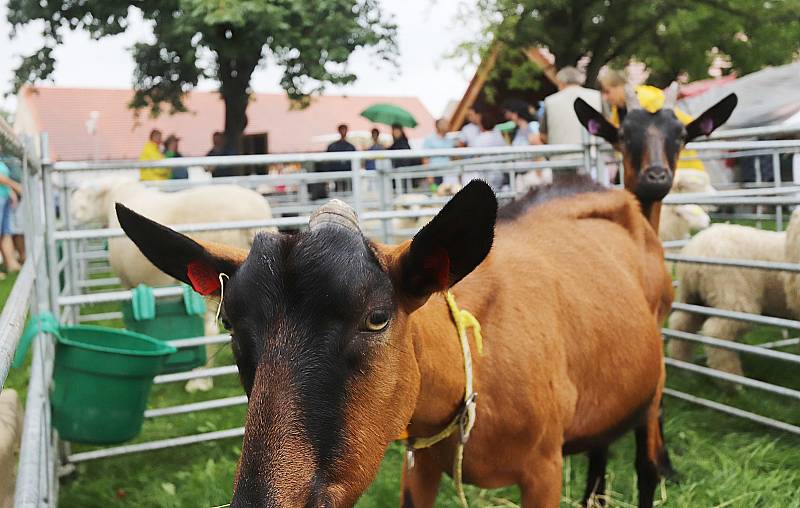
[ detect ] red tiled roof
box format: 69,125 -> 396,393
679,74 -> 737,99
18,86 -> 435,161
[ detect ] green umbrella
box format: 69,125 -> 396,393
360,103 -> 418,128
494,120 -> 517,133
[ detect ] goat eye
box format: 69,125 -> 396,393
221,318 -> 232,331
364,310 -> 391,332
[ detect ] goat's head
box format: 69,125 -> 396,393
574,84 -> 737,204
115,182 -> 497,507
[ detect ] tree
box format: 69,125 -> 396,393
8,0 -> 397,154
469,0 -> 800,88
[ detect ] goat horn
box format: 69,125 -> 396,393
624,84 -> 641,111
309,199 -> 361,233
663,81 -> 679,110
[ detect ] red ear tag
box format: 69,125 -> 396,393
187,260 -> 221,295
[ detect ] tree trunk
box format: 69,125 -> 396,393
219,55 -> 260,156
584,59 -> 605,90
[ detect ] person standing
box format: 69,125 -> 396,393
463,114 -> 506,189
457,108 -> 482,147
311,124 -> 356,199
365,128 -> 384,171
598,68 -> 705,173
325,123 -> 357,180
0,160 -> 23,276
422,118 -> 457,186
502,99 -> 541,146
540,67 -> 601,146
389,124 -> 415,167
8,172 -> 25,267
504,99 -> 551,188
538,67 -> 601,182
325,124 -> 357,170
207,131 -> 226,158
164,134 -> 188,179
390,123 -> 425,170
139,129 -> 170,181
206,131 -> 239,177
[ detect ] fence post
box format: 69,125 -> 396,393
754,156 -> 763,228
15,134 -> 58,508
297,164 -> 309,205
773,151 -> 783,231
42,167 -> 60,316
580,129 -> 597,182
61,174 -> 78,324
377,166 -> 390,243
350,157 -> 363,220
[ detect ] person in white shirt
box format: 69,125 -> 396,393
463,112 -> 506,189
539,67 -> 601,146
457,108 -> 482,147
540,66 -> 605,183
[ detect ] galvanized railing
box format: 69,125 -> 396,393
1,117 -> 59,507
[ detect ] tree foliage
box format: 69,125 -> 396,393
471,0 -> 800,88
8,0 -> 397,152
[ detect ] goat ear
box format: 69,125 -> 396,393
574,98 -> 619,144
685,93 -> 737,141
115,203 -> 248,295
396,180 -> 496,305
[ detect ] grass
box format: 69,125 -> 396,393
2,247 -> 800,507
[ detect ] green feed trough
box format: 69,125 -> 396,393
51,325 -> 176,444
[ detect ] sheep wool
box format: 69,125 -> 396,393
668,210 -> 799,376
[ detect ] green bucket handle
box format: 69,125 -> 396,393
130,284 -> 205,321
130,284 -> 156,321
182,285 -> 206,316
13,312 -> 62,368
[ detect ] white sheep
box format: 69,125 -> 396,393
667,207 -> 800,376
660,204 -> 711,243
71,178 -> 275,391
659,169 -> 714,245
72,179 -> 274,285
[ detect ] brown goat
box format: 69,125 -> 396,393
117,179 -> 671,507
572,88 -> 738,503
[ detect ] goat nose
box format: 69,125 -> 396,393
644,166 -> 669,184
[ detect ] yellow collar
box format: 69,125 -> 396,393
399,291 -> 483,507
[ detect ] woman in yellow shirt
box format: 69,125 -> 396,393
139,129 -> 171,181
598,69 -> 705,172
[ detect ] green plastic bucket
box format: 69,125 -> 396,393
51,325 -> 176,444
121,284 -> 208,374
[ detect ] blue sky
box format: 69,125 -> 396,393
0,0 -> 479,117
